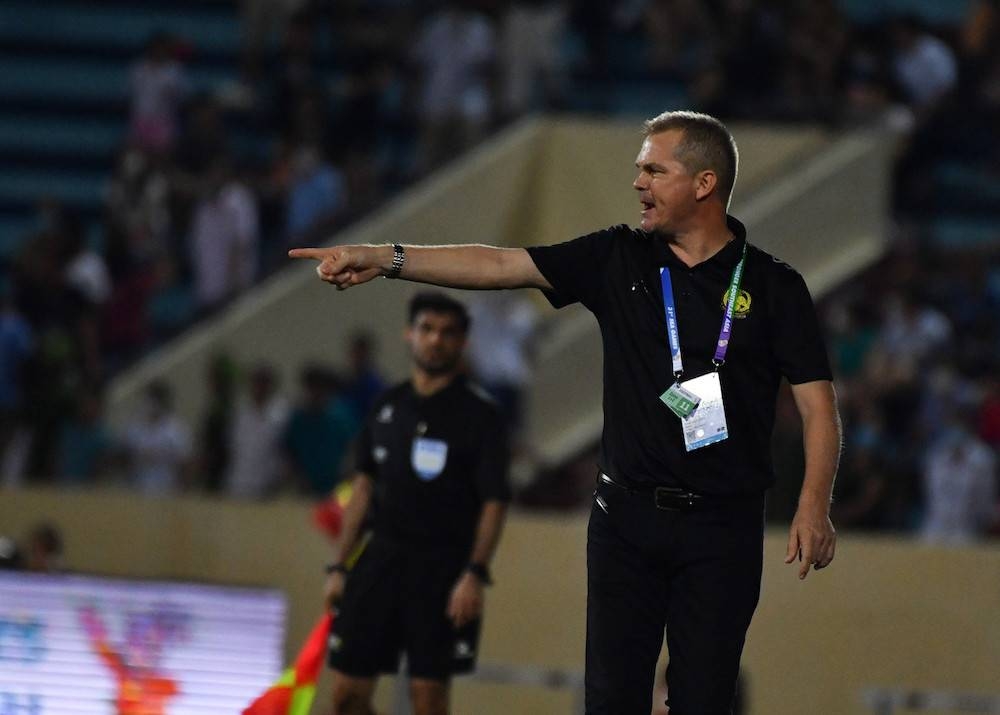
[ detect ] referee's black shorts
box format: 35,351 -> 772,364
328,535 -> 481,681
586,477 -> 765,715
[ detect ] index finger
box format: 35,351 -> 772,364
288,247 -> 329,260
799,544 -> 815,580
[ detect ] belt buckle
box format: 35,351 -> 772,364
654,487 -> 696,511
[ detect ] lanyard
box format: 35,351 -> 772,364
659,241 -> 747,378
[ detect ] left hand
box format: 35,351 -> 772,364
446,572 -> 484,628
784,500 -> 836,580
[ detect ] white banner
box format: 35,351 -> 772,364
0,571 -> 286,714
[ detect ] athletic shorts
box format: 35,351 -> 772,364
328,535 -> 482,680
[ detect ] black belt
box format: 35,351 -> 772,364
598,472 -> 727,512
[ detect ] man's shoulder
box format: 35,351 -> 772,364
456,381 -> 506,422
364,382 -> 411,421
747,243 -> 807,286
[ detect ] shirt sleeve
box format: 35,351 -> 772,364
525,227 -> 618,311
770,269 -> 833,384
352,417 -> 377,478
473,406 -> 512,503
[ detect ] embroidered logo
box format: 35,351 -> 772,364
721,288 -> 752,318
377,404 -> 394,423
411,438 -> 448,480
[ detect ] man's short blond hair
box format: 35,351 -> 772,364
643,111 -> 739,207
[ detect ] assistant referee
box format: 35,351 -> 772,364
293,110 -> 841,715
324,292 -> 510,715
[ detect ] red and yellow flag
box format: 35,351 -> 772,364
244,613 -> 332,715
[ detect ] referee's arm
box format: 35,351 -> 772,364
786,380 -> 842,580
447,500 -> 508,628
324,473 -> 373,609
333,473 -> 373,566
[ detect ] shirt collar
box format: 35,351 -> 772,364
649,215 -> 748,269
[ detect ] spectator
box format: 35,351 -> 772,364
56,391 -> 112,486
643,0 -> 718,80
104,147 -> 172,260
122,381 -> 192,496
868,291 -> 952,386
920,410 -> 998,544
0,289 -> 34,476
283,145 -> 348,246
226,364 -> 289,499
197,354 -> 237,492
411,1 -> 497,173
282,366 -> 357,497
63,213 -> 112,308
889,15 -> 959,110
342,332 -> 386,421
188,158 -> 259,312
498,0 -> 567,118
128,32 -> 190,153
0,534 -> 21,570
23,522 -> 64,573
238,0 -> 309,90
467,291 -> 539,431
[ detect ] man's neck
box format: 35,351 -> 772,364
411,369 -> 459,397
664,215 -> 734,268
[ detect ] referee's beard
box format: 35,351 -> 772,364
413,352 -> 462,378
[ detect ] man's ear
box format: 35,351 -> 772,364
694,170 -> 718,201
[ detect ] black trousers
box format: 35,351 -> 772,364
585,479 -> 765,715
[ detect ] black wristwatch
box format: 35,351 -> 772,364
466,562 -> 493,586
325,562 -> 349,575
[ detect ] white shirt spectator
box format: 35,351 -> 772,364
413,9 -> 496,122
893,33 -> 958,107
468,292 -> 538,388
878,296 -> 952,364
190,181 -> 259,309
921,429 -> 998,544
67,250 -> 112,305
125,414 -> 192,496
129,57 -> 189,150
226,395 -> 289,499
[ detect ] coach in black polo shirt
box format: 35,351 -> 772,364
292,110 -> 842,715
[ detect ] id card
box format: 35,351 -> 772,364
659,381 -> 701,418
679,372 -> 729,451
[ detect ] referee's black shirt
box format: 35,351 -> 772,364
355,376 -> 511,551
527,216 -> 832,496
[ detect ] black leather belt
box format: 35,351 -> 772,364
598,472 -> 714,512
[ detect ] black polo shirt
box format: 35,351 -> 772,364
527,216 -> 832,496
354,376 -> 511,551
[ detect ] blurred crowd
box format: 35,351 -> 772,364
1,0 -> 999,542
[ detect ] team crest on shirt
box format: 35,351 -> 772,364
721,288 -> 752,318
411,438 -> 448,480
377,404 -> 394,423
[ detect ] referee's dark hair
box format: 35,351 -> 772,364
408,292 -> 471,334
643,110 -> 739,208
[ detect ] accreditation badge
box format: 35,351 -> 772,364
678,372 -> 729,451
411,438 -> 449,480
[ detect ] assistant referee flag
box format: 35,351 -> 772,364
244,613 -> 332,715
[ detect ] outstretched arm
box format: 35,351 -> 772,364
288,244 -> 551,291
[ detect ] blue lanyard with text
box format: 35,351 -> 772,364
658,242 -> 748,379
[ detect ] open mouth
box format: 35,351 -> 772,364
640,200 -> 654,212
